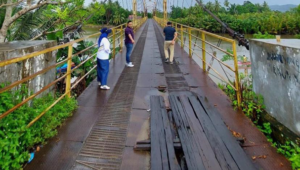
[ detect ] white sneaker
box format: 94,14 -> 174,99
98,82 -> 101,86
100,85 -> 110,90
126,62 -> 134,67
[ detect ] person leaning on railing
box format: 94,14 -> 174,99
97,28 -> 112,90
163,21 -> 177,65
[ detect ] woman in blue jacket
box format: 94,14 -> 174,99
97,28 -> 112,90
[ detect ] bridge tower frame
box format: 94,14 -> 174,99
133,0 -> 137,26
163,0 -> 167,25
143,0 -> 147,18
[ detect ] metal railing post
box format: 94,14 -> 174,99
120,25 -> 124,52
188,27 -> 192,57
175,23 -> 178,42
180,25 -> 183,48
112,28 -> 116,58
65,45 -> 73,97
201,32 -> 206,71
232,41 -> 241,107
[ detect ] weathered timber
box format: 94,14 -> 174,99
134,143 -> 182,151
194,94 -> 256,170
150,96 -> 163,170
188,96 -> 239,170
169,95 -> 205,170
150,96 -> 181,170
179,95 -> 222,170
159,97 -> 181,170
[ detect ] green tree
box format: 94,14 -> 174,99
262,1 -> 270,11
170,6 -> 187,19
86,2 -> 106,25
296,4 -> 300,14
0,0 -> 72,42
229,3 -> 238,14
111,12 -> 125,25
206,2 -> 214,12
214,0 -> 221,12
170,4 -> 300,35
224,0 -> 230,8
0,0 -> 88,42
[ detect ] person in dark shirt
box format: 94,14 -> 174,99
124,21 -> 135,67
163,22 -> 177,64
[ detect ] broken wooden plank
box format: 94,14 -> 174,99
155,97 -> 170,170
178,95 -> 222,170
188,95 -> 239,170
169,95 -> 205,170
134,143 -> 182,151
136,139 -> 180,145
168,111 -> 178,140
150,96 -> 180,170
159,97 -> 181,170
195,94 -> 256,170
159,123 -> 170,170
150,96 -> 163,170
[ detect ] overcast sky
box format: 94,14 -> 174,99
84,0 -> 299,11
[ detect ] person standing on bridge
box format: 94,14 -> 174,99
163,22 -> 177,64
124,21 -> 135,67
97,28 -> 112,90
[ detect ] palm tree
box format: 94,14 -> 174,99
7,6 -> 46,41
206,2 -> 214,12
112,13 -> 125,25
262,1 -> 270,11
224,0 -> 230,10
214,0 -> 221,12
229,3 -> 238,15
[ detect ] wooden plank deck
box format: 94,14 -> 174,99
25,19 -> 292,170
147,92 -> 256,170
150,96 -> 181,170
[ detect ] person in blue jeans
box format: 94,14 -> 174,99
97,28 -> 112,90
124,21 -> 134,67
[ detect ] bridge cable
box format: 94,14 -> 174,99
194,0 -> 249,50
181,0 -> 187,46
195,1 -> 231,80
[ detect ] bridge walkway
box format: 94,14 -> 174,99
24,19 -> 291,170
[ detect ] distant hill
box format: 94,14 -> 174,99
269,4 -> 297,12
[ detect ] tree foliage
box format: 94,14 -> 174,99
0,0 -> 90,42
170,1 -> 300,35
0,0 -> 132,42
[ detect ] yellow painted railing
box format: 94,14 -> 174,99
0,17 -> 147,127
154,16 -> 241,106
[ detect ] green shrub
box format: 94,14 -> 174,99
218,75 -> 300,170
0,84 -> 77,170
253,31 -> 275,39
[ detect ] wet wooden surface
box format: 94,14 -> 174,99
150,96 -> 180,170
26,19 -> 292,170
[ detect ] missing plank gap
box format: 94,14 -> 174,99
157,85 -> 167,93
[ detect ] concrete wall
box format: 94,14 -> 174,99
0,40 -> 57,97
250,39 -> 300,136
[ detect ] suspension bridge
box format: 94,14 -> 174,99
0,0 -> 294,170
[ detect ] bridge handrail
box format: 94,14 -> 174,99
154,16 -> 241,106
0,17 -> 148,127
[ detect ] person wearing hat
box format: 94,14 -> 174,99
97,28 -> 112,90
163,21 -> 177,64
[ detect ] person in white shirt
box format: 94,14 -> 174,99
97,28 -> 112,90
